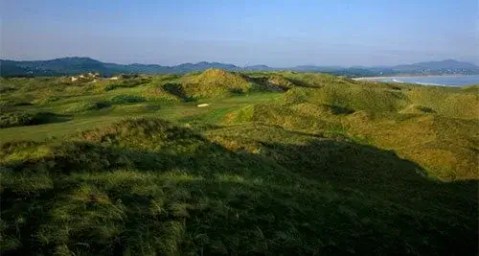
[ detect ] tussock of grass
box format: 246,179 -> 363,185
399,104 -> 436,114
62,100 -> 112,113
103,76 -> 151,91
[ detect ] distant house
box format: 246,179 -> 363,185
109,76 -> 119,80
87,72 -> 100,78
71,72 -> 100,82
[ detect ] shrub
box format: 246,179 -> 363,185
0,112 -> 64,128
110,95 -> 146,104
0,112 -> 35,128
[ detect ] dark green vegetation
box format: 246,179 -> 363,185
2,57 -> 479,77
0,112 -> 70,128
1,70 -> 478,255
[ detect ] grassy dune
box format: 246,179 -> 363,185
0,71 -> 478,255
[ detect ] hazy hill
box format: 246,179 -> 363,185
243,64 -> 276,71
391,59 -> 479,72
291,60 -> 479,76
1,57 -> 478,77
0,57 -> 244,77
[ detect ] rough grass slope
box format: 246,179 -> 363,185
1,118 -> 477,255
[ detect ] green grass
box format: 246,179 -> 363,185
0,91 -> 280,142
1,71 -> 478,255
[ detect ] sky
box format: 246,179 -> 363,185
1,0 -> 478,67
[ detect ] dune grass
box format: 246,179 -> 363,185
1,71 -> 478,255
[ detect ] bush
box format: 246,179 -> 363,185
110,95 -> 146,104
0,112 -> 34,128
93,101 -> 111,109
0,112 -> 64,128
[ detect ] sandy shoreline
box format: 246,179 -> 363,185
353,76 -> 393,80
353,74 -> 471,81
352,74 -> 479,87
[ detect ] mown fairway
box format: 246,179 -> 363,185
1,70 -> 478,255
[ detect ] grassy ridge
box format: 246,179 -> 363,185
0,71 -> 478,255
223,74 -> 478,180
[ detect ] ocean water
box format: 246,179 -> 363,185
358,75 -> 479,87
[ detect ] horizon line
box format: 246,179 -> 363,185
1,56 -> 478,69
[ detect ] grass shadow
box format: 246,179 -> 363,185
1,118 -> 477,255
162,83 -> 196,102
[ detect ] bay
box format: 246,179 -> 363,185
355,75 -> 479,87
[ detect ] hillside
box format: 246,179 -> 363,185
2,57 -> 478,77
0,58 -> 243,77
177,69 -> 253,98
392,59 -> 479,72
0,71 -> 478,255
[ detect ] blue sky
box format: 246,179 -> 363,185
1,0 -> 478,66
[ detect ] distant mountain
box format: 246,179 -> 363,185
0,57 -> 110,76
174,62 -> 242,73
391,59 -> 479,73
1,57 -> 478,77
0,57 -> 244,77
291,65 -> 343,72
290,60 -> 479,77
243,65 -> 276,71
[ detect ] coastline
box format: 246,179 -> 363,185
353,74 -> 479,87
353,74 -> 471,81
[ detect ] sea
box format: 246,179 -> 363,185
355,75 -> 479,87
